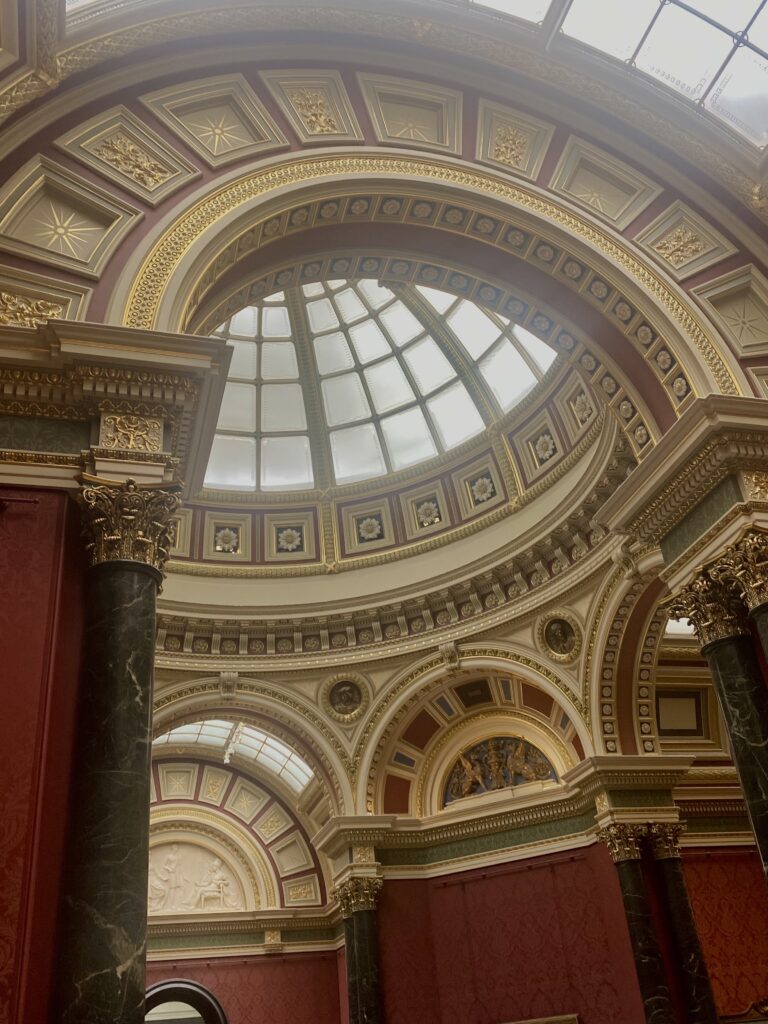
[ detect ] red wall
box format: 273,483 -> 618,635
684,847 -> 768,1016
0,487 -> 85,1024
147,952 -> 341,1024
378,843 -> 645,1024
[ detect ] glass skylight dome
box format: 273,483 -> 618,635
204,279 -> 557,492
153,719 -> 313,792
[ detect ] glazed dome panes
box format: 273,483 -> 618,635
206,291 -> 314,492
561,0 -> 768,147
153,719 -> 313,792
207,278 -> 558,490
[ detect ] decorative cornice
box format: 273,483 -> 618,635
331,876 -> 382,918
596,822 -> 646,863
78,477 -> 181,573
648,822 -> 685,860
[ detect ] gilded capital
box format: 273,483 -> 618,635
665,570 -> 749,650
710,529 -> 768,613
332,876 -> 383,918
77,477 -> 181,573
597,823 -> 646,863
647,822 -> 685,860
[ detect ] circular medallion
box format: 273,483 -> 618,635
321,673 -> 370,723
537,611 -> 582,664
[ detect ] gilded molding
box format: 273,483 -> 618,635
665,569 -> 750,649
331,876 -> 382,917
99,413 -> 163,453
647,822 -> 685,860
78,477 -> 181,573
709,528 -> 768,612
596,822 -> 646,863
121,153 -> 738,397
0,290 -> 63,327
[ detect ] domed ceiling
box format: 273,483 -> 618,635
205,278 -> 557,492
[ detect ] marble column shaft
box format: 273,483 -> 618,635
348,908 -> 382,1024
703,634 -> 768,874
750,602 -> 768,668
56,560 -> 160,1024
614,858 -> 677,1024
653,854 -> 718,1024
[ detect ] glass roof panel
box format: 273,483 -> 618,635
334,287 -> 368,322
227,340 -> 258,381
514,325 -> 558,372
685,0 -> 758,29
307,297 -> 339,332
205,435 -> 257,490
261,306 -> 291,337
705,45 -> 768,146
260,341 -> 299,380
349,319 -> 391,363
381,406 -> 438,468
562,0 -> 658,60
330,422 -> 387,482
635,5 -> 734,102
218,382 -> 256,433
314,332 -> 355,375
260,435 -> 314,490
427,382 -> 485,448
480,341 -> 537,410
302,283 -> 325,298
751,5 -> 768,48
379,301 -> 424,345
364,358 -> 416,413
322,373 -> 371,425
358,279 -> 395,308
447,301 -> 501,358
228,306 -> 259,338
261,383 -> 307,431
417,285 -> 456,314
403,336 -> 457,394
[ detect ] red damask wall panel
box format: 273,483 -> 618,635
0,488 -> 85,1024
684,848 -> 768,1016
379,844 -> 645,1024
147,952 -> 341,1024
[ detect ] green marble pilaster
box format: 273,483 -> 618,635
334,877 -> 383,1024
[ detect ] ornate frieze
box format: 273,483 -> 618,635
597,822 -> 646,863
0,290 -> 63,327
665,570 -> 750,649
99,413 -> 163,453
331,876 -> 383,918
78,477 -> 181,572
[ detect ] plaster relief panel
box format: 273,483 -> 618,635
148,840 -> 244,913
260,70 -> 363,144
56,106 -> 200,206
141,75 -> 288,167
225,778 -> 268,822
0,157 -> 138,278
254,803 -> 292,843
357,73 -> 462,154
272,831 -> 313,875
549,138 -> 662,229
282,875 -> 320,906
0,264 -> 90,326
476,99 -> 554,180
198,765 -> 230,805
635,200 -> 737,280
158,763 -> 198,800
693,264 -> 768,357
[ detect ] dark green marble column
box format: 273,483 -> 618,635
668,569 -> 768,877
334,877 -> 383,1024
599,824 -> 676,1024
55,479 -> 179,1024
648,824 -> 718,1024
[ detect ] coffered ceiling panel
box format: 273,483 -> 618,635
356,72 -> 462,154
259,69 -> 363,145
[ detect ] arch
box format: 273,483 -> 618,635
153,677 -> 354,814
354,642 -> 594,812
145,979 -> 228,1024
111,150 -> 744,402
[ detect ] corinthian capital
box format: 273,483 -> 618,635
665,569 -> 749,650
710,529 -> 768,613
597,823 -> 646,863
647,822 -> 685,860
78,477 -> 180,573
331,876 -> 383,918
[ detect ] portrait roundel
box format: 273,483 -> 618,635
322,673 -> 370,722
538,612 -> 581,663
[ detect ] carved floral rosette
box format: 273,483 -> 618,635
78,477 -> 181,573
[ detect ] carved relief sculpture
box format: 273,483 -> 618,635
444,736 -> 557,805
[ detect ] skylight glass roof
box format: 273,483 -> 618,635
205,279 -> 556,492
64,0 -> 768,148
153,719 -> 313,792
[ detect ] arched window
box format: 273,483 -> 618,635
145,980 -> 228,1024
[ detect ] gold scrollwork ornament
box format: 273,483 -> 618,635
100,413 -> 163,453
78,477 -> 181,573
